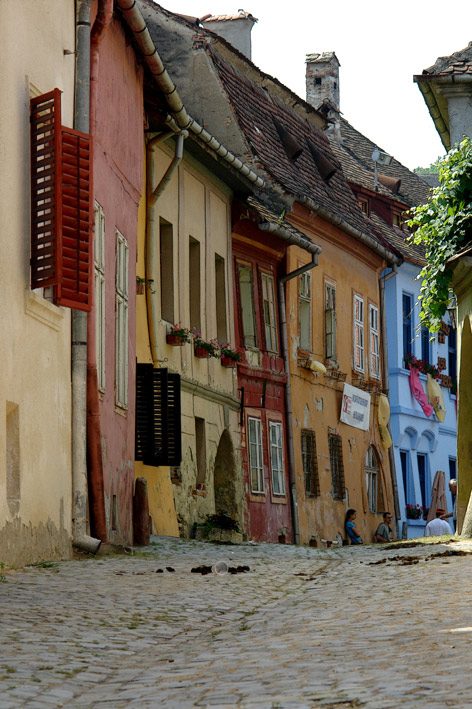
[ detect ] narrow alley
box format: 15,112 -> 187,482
1,536 -> 471,708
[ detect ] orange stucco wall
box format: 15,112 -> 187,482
286,204 -> 395,545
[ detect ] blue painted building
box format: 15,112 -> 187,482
385,260 -> 457,538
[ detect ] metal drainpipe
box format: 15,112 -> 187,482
145,132 -> 187,366
379,265 -> 401,525
278,253 -> 319,545
72,0 -> 101,554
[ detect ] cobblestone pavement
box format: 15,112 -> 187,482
2,535 -> 472,708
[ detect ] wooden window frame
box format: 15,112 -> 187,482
94,202 -> 106,392
369,303 -> 380,380
299,270 -> 312,352
268,420 -> 285,496
302,429 -> 320,497
236,259 -> 258,349
329,433 -> 345,500
325,280 -> 337,363
115,230 -> 129,410
353,294 -> 365,373
248,415 -> 264,494
261,270 -> 278,354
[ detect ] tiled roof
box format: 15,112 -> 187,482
246,196 -> 319,249
209,49 -> 382,244
368,212 -> 425,266
422,42 -> 472,77
337,117 -> 432,207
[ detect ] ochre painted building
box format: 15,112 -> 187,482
286,204 -> 395,545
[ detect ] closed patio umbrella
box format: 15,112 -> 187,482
426,470 -> 447,523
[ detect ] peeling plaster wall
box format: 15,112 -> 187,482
0,1 -> 75,566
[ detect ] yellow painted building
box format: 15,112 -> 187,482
135,139 -> 245,537
0,1 -> 76,565
286,204 -> 396,546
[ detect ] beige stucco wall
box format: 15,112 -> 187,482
286,209 -> 395,546
135,141 -> 244,537
0,1 -> 76,565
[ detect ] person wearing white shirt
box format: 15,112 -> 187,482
425,509 -> 453,537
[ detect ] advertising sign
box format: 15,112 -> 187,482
340,383 -> 371,431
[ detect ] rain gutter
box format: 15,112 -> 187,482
115,0 -> 264,188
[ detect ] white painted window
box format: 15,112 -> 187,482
353,294 -> 364,373
238,263 -> 257,348
325,282 -> 336,361
248,416 -> 264,493
269,421 -> 285,495
299,271 -> 311,351
115,230 -> 129,409
369,304 -> 380,379
366,446 -> 379,513
94,203 -> 106,391
261,272 -> 277,352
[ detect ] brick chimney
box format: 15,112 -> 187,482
305,52 -> 341,140
202,11 -> 257,60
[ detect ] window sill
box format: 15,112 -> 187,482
114,405 -> 128,418
24,289 -> 64,331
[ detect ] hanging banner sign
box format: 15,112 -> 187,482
340,383 -> 371,431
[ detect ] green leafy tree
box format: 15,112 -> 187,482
413,156 -> 442,174
408,137 -> 472,332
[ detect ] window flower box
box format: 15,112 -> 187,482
221,355 -> 236,368
191,329 -> 220,358
220,343 -> 241,367
166,323 -> 190,346
195,346 -> 210,359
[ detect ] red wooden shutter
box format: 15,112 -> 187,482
30,89 -> 62,289
58,127 -> 93,310
30,90 -> 93,311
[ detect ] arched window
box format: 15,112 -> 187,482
365,446 -> 383,513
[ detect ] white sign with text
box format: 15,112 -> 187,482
340,383 -> 371,431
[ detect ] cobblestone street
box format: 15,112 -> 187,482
2,536 -> 472,708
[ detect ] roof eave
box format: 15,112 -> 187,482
414,75 -> 451,151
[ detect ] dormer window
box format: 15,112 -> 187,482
393,211 -> 403,229
358,197 -> 369,216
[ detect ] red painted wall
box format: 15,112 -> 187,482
233,219 -> 292,543
93,15 -> 143,544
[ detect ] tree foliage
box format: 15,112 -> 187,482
408,138 -> 472,332
413,156 -> 442,174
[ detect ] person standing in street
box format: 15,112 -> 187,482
425,509 -> 453,536
441,479 -> 457,532
374,512 -> 393,543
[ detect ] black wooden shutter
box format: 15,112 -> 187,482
167,373 -> 182,465
135,365 -> 182,466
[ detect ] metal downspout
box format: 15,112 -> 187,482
278,254 -> 319,545
85,0 -> 113,543
379,266 -> 401,526
146,132 -> 186,366
72,0 -> 101,554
